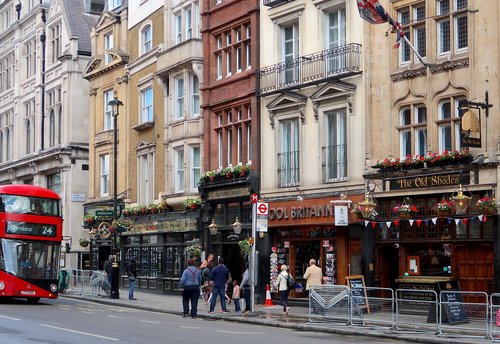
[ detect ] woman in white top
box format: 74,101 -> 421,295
275,264 -> 291,317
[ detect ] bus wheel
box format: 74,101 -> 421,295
27,297 -> 40,304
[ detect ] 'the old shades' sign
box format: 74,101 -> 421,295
389,173 -> 470,190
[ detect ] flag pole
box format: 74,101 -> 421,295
401,34 -> 429,68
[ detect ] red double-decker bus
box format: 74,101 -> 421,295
0,184 -> 62,303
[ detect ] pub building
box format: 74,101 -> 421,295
362,161 -> 498,295
267,193 -> 363,299
84,201 -> 202,295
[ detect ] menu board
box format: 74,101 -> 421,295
437,281 -> 469,325
345,275 -> 370,314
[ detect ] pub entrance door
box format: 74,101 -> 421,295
378,245 -> 399,291
290,240 -> 321,297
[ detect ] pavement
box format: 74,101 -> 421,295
61,287 -> 495,344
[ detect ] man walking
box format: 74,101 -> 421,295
209,257 -> 230,314
126,257 -> 137,300
179,259 -> 202,318
303,258 -> 323,314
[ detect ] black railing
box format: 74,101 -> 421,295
277,151 -> 299,188
258,43 -> 362,95
322,144 -> 347,183
263,0 -> 294,8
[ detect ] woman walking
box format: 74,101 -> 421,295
275,264 -> 292,317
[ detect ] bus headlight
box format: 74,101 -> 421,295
0,281 -> 5,290
50,284 -> 57,292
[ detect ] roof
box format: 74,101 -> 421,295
63,0 -> 100,54
0,185 -> 61,200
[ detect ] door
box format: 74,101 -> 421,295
291,240 -> 321,297
378,246 -> 399,291
454,244 -> 493,294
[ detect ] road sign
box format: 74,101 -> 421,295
250,194 -> 258,203
257,202 -> 268,216
256,218 -> 268,232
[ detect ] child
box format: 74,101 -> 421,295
232,280 -> 241,312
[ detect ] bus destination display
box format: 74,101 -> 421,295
6,221 -> 57,237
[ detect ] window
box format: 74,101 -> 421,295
436,0 -> 468,55
47,173 -> 61,195
398,4 -> 426,65
24,100 -> 35,154
138,152 -> 154,205
327,8 -> 346,72
175,77 -> 184,119
190,146 -> 200,191
50,24 -> 61,64
216,52 -> 223,79
175,14 -> 182,44
190,75 -> 200,117
104,90 -> 114,130
0,53 -> 15,92
397,104 -> 428,158
175,148 -> 184,193
108,0 -> 122,10
437,98 -> 462,151
279,118 -> 299,187
24,40 -> 36,78
218,128 -> 223,168
49,110 -> 55,147
324,109 -> 347,182
25,120 -> 31,154
246,25 -> 251,69
186,8 -> 192,39
282,22 -> 299,85
100,154 -> 110,196
104,33 -> 113,64
58,108 -> 62,144
141,87 -> 153,123
142,25 -> 152,54
5,127 -> 10,161
227,127 -> 233,163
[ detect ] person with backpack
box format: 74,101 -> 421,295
179,258 -> 202,319
274,264 -> 293,317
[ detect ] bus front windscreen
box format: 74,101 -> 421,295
1,194 -> 61,217
0,239 -> 60,280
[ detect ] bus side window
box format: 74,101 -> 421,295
0,197 -> 4,212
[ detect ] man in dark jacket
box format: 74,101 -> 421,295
208,257 -> 230,314
126,257 -> 137,300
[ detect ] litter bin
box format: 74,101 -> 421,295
58,270 -> 69,292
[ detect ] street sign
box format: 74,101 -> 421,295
256,218 -> 268,232
250,193 -> 258,203
257,202 -> 268,216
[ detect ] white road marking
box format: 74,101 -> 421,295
217,330 -> 264,334
0,314 -> 21,321
40,324 -> 119,341
81,311 -> 94,314
179,325 -> 202,329
140,320 -> 161,324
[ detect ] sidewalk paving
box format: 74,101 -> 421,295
61,288 -> 493,344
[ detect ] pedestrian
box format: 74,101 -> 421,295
303,258 -> 323,314
126,257 -> 137,300
232,279 -> 241,313
275,264 -> 292,317
179,258 -> 202,319
200,253 -> 214,304
208,257 -> 230,314
240,265 -> 251,313
103,255 -> 114,285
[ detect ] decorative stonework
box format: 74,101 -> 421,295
391,58 -> 469,82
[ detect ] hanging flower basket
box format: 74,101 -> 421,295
476,196 -> 497,215
79,238 -> 90,247
393,199 -> 418,219
433,199 -> 455,218
187,244 -> 203,257
238,239 -> 251,258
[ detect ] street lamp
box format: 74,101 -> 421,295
232,217 -> 242,235
208,218 -> 218,235
108,95 -> 123,300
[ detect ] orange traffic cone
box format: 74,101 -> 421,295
264,284 -> 273,307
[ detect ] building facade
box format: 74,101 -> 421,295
199,0 -> 261,298
363,0 -> 500,294
0,0 -> 101,271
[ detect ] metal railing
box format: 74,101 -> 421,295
322,144 -> 347,183
258,44 -> 362,95
277,150 -> 299,188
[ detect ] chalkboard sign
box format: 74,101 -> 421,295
345,275 -> 370,315
437,281 -> 469,325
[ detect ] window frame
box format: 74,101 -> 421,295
100,154 -> 110,197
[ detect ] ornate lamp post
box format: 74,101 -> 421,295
232,217 -> 242,235
108,95 -> 123,299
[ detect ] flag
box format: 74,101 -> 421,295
357,0 -> 404,48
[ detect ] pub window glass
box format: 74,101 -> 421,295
455,221 -> 467,239
483,219 -> 494,239
469,220 -> 480,239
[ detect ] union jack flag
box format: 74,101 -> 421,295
357,0 -> 404,48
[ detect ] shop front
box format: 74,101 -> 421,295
268,195 -> 363,299
364,164 -> 498,295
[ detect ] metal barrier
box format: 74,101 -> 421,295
308,285 -> 350,325
395,288 -> 439,334
350,287 -> 395,329
490,294 -> 500,341
439,291 -> 488,339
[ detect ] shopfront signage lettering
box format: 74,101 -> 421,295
268,204 -> 334,220
389,173 -> 469,190
208,187 -> 249,200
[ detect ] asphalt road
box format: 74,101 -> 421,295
0,297 -> 412,344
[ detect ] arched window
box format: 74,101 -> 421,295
0,131 -> 3,162
141,25 -> 152,54
58,107 -> 62,144
5,128 -> 10,160
49,109 -> 55,146
26,120 -> 31,154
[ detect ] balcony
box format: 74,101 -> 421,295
258,43 -> 362,96
277,151 -> 299,188
322,144 -> 348,183
263,0 -> 295,8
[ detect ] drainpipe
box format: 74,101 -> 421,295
40,9 -> 46,150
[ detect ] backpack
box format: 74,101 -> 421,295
286,274 -> 296,291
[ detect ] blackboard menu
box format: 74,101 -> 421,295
437,281 -> 469,325
345,275 -> 370,314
